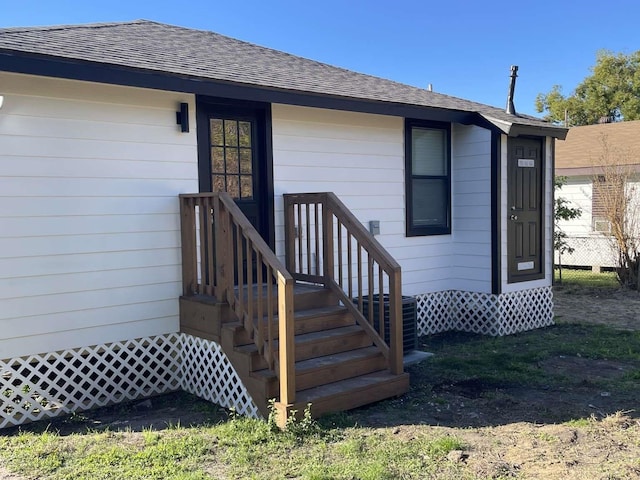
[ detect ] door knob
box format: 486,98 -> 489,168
510,214 -> 518,221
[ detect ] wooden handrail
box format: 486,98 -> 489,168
179,192 -> 296,407
283,192 -> 404,375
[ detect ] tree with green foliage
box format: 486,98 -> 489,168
536,50 -> 640,126
554,176 -> 581,283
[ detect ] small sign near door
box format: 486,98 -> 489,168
517,261 -> 535,271
518,159 -> 535,168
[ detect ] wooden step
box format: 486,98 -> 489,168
294,346 -> 387,391
237,283 -> 338,316
284,325 -> 373,362
230,305 -> 355,346
293,371 -> 410,418
233,324 -> 372,370
255,346 -> 387,398
293,284 -> 338,310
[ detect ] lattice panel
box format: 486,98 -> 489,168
0,334 -> 181,429
449,291 -> 501,334
179,334 -> 260,418
415,291 -> 453,335
496,287 -> 554,335
416,287 -> 554,337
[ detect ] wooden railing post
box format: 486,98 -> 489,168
277,273 -> 296,406
212,195 -> 224,300
388,268 -> 404,375
284,195 -> 296,274
218,200 -> 233,304
179,196 -> 197,296
322,195 -> 334,284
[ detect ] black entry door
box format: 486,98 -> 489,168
507,137 -> 544,282
196,100 -> 272,245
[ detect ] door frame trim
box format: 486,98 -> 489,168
195,95 -> 275,249
491,131 -> 502,294
506,135 -> 546,284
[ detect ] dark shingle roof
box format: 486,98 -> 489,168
0,20 -> 565,136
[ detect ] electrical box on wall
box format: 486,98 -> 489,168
369,220 -> 380,236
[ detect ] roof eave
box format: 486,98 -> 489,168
479,113 -> 568,139
0,49 -> 478,124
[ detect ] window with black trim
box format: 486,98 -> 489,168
405,120 -> 451,236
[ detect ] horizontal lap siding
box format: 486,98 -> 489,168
557,177 -> 592,235
271,105 -> 493,297
451,125 -> 492,293
0,72 -> 197,358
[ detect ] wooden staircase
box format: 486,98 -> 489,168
219,284 -> 408,418
179,192 -> 409,426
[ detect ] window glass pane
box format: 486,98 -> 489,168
240,175 -> 253,199
239,121 -> 251,148
210,119 -> 224,146
226,149 -> 239,174
211,147 -> 225,173
212,175 -> 225,193
240,148 -> 252,174
412,178 -> 447,226
224,120 -> 238,147
227,176 -> 239,198
412,128 -> 446,176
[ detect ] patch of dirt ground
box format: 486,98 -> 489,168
553,284 -> 640,330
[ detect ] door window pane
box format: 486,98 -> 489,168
224,120 -> 238,147
226,176 -> 239,198
209,117 -> 254,200
240,176 -> 253,199
212,175 -> 225,193
210,119 -> 224,146
211,147 -> 225,173
240,149 -> 252,174
239,122 -> 251,148
226,149 -> 239,174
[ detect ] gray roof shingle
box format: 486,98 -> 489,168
0,20 -> 564,136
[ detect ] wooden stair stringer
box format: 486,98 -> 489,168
219,321 -> 275,418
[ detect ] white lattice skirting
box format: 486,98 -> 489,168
179,335 -> 259,418
416,287 -> 554,336
1,288 -> 552,429
1,333 -> 258,430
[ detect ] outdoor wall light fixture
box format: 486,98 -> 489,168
176,102 -> 189,132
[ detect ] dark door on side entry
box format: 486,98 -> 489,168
507,137 -> 544,282
197,102 -> 271,244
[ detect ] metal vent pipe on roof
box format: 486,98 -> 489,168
506,65 -> 518,115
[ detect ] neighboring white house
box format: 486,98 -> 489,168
0,20 -> 566,428
555,120 -> 640,269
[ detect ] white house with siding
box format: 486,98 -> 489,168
555,120 -> 640,269
0,20 -> 566,428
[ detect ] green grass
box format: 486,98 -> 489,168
554,267 -> 620,287
418,323 -> 640,385
2,323 -> 639,479
0,418 -> 468,480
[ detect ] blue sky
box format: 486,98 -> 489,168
2,0 -> 639,116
